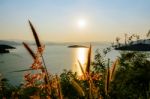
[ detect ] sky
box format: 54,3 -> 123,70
0,0 -> 150,42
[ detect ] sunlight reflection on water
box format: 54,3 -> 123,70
72,48 -> 88,76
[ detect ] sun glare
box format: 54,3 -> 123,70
77,19 -> 87,29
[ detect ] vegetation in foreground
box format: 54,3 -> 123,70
0,21 -> 150,99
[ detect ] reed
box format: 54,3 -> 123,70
28,20 -> 41,48
85,44 -> 98,98
86,44 -> 91,74
28,21 -> 50,86
105,59 -> 110,97
69,77 -> 85,97
77,59 -> 86,79
56,75 -> 63,99
89,78 -> 92,99
23,42 -> 36,59
22,21 -> 53,98
110,59 -> 119,81
10,68 -> 33,72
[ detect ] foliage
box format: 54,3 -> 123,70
92,49 -> 106,73
109,51 -> 150,99
60,70 -> 85,99
0,75 -> 18,99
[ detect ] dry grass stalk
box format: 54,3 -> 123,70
22,21 -> 52,97
28,20 -> 41,48
86,44 -> 91,74
110,58 -> 119,81
56,75 -> 63,99
85,44 -> 98,98
78,59 -> 86,79
105,59 -> 110,96
88,77 -> 92,99
69,77 -> 85,97
11,68 -> 33,73
29,21 -> 50,82
23,42 -> 36,59
86,72 -> 100,98
28,20 -> 49,83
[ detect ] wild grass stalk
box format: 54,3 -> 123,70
105,59 -> 110,97
69,77 -> 85,97
28,20 -> 41,48
28,20 -> 48,72
22,21 -> 52,97
86,44 -> 91,74
28,21 -> 49,80
23,42 -> 36,59
77,59 -> 86,79
86,44 -> 94,98
110,59 -> 119,81
11,68 -> 33,72
85,44 -> 99,98
56,75 -> 63,99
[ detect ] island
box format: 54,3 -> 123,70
68,45 -> 88,48
0,45 -> 16,53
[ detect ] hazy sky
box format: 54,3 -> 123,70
0,0 -> 150,42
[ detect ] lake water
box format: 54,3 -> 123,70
0,44 -> 119,85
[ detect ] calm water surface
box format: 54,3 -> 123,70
0,44 -> 119,85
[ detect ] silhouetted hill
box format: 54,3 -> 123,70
45,41 -> 110,46
0,40 -> 20,45
0,40 -> 111,46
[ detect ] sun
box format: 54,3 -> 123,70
77,19 -> 87,29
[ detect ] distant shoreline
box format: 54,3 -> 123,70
0,40 -> 111,46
